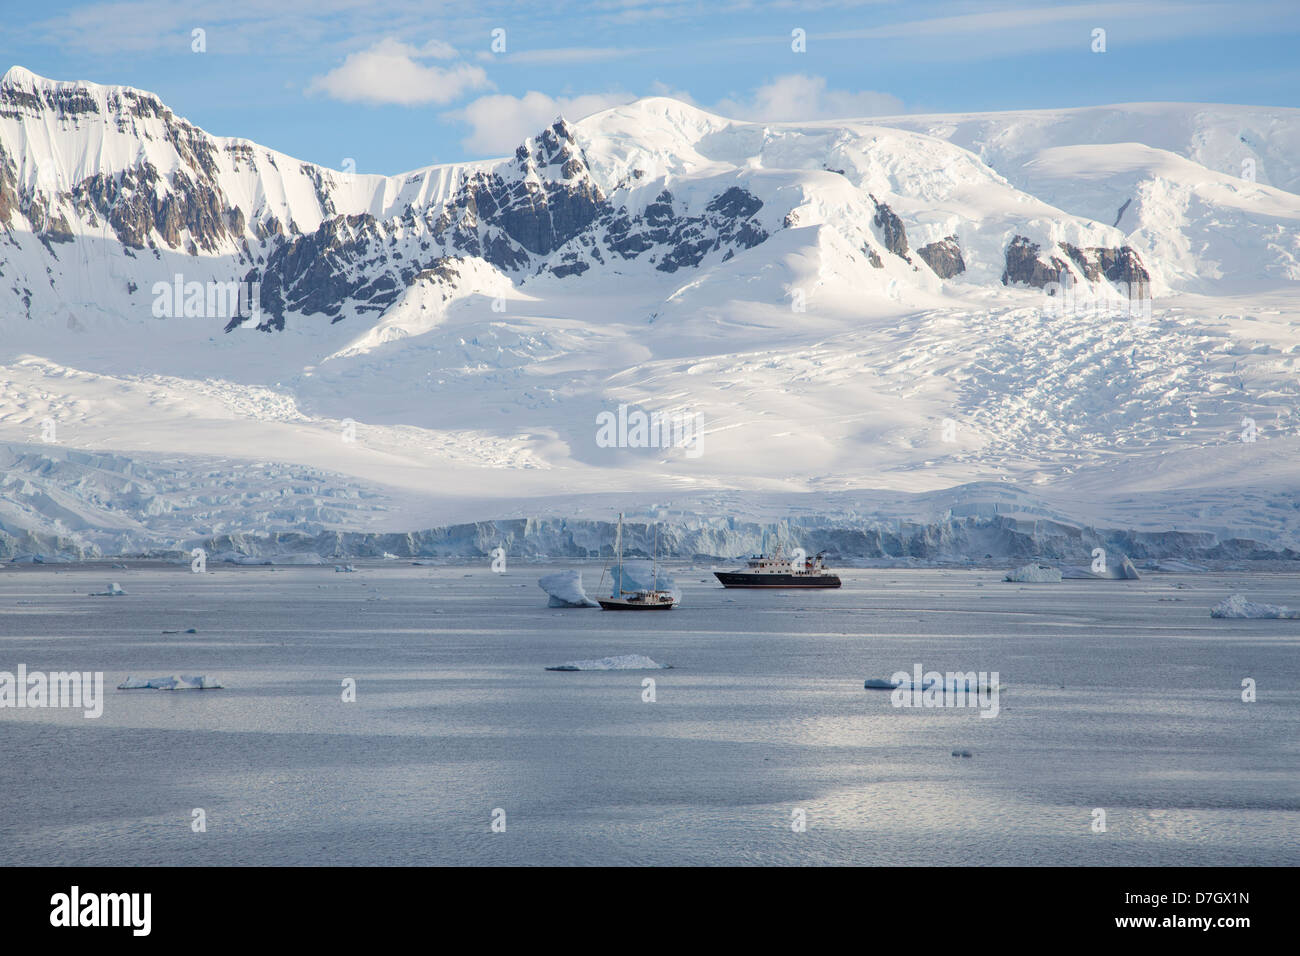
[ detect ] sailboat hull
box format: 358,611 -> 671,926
598,598 -> 676,610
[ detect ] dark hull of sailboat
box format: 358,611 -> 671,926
714,571 -> 841,589
598,599 -> 676,610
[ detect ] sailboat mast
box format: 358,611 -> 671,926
616,512 -> 624,593
653,522 -> 658,586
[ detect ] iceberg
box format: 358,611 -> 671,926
1004,564 -> 1061,583
538,570 -> 599,608
117,675 -> 224,690
546,654 -> 669,671
609,561 -> 680,602
1062,556 -> 1140,579
90,582 -> 126,596
1210,594 -> 1300,619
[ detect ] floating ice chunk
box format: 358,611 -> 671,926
864,676 -> 936,690
538,570 -> 599,608
118,675 -> 223,690
91,582 -> 126,596
335,564 -> 357,572
1062,556 -> 1140,579
1210,594 -> 1300,619
1004,564 -> 1061,583
546,654 -> 669,671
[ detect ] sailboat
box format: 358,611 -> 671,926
598,513 -> 678,610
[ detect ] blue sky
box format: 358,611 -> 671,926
5,0 -> 1299,174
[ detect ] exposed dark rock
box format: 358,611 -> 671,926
705,186 -> 763,220
1113,197 -> 1132,228
599,186 -> 767,274
1001,235 -> 1071,288
917,235 -> 965,277
301,164 -> 337,217
1059,242 -> 1150,298
0,142 -> 17,225
869,194 -> 911,262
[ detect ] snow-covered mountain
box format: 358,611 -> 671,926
0,65 -> 1162,331
1,66 -> 1298,561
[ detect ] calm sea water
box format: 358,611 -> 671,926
1,563 -> 1297,866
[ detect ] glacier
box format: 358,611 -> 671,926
0,67 -> 1298,564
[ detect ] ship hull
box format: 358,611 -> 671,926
713,571 -> 841,589
598,599 -> 676,610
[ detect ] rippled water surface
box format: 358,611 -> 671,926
2,563 -> 1297,865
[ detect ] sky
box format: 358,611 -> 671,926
3,0 -> 1299,175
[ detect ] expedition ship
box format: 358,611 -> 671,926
713,548 -> 841,589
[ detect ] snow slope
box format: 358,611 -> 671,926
1,70 -> 1298,559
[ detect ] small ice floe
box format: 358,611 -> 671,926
1210,594 -> 1300,619
91,582 -> 126,596
118,675 -> 223,690
335,564 -> 357,573
411,560 -> 438,566
538,570 -> 600,608
951,750 -> 972,758
866,675 -> 998,693
546,654 -> 670,671
864,676 -> 936,691
161,628 -> 198,634
1004,564 -> 1061,583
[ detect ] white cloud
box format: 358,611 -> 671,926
307,38 -> 490,106
647,80 -> 699,104
715,74 -> 903,121
447,91 -> 636,155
